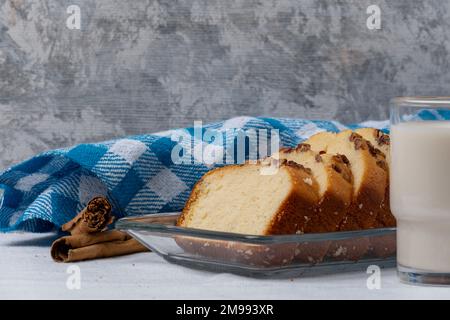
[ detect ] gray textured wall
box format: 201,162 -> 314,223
1,0 -> 450,169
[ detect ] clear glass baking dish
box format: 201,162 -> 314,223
116,213 -> 396,278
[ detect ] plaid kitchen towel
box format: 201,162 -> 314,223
0,112 -> 440,233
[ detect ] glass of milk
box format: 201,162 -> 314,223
391,97 -> 450,285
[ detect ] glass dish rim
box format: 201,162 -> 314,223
116,212 -> 396,244
392,96 -> 450,107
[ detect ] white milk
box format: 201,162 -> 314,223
391,121 -> 450,272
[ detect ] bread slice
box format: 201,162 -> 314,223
270,144 -> 353,263
177,160 -> 321,235
304,131 -> 335,153
354,128 -> 395,228
305,130 -> 388,230
354,128 -> 390,164
274,144 -> 353,233
354,128 -> 395,258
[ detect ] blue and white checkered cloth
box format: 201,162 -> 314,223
2,113 -> 442,233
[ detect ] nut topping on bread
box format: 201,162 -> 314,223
297,143 -> 311,152
355,128 -> 390,165
305,130 -> 388,231
371,128 -> 390,146
178,127 -> 394,262
315,154 -> 323,162
377,133 -> 390,146
355,128 -> 395,228
275,144 -> 353,234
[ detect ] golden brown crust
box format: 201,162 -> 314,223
354,128 -> 396,228
337,132 -> 388,231
303,131 -> 388,260
276,147 -> 355,263
337,132 -> 390,260
305,130 -> 388,231
178,161 -> 321,235
318,155 -> 353,229
376,192 -> 396,227
177,128 -> 395,264
177,165 -> 238,227
176,162 -> 321,267
277,146 -> 353,234
264,164 -> 319,235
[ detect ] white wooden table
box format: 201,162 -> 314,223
1,232 -> 449,300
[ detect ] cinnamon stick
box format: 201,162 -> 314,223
62,196 -> 113,235
51,230 -> 148,262
60,239 -> 147,262
51,196 -> 150,263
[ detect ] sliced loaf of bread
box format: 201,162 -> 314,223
273,144 -> 354,262
177,160 -> 321,235
354,128 -> 390,164
354,128 -> 395,227
274,143 -> 353,233
305,130 -> 388,230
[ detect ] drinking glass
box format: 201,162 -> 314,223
391,97 -> 450,285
